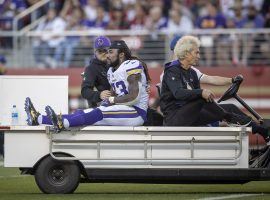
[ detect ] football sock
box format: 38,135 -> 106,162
67,108 -> 103,128
41,115 -> 52,125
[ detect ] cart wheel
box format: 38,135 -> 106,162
35,155 -> 80,194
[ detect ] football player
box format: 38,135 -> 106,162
25,40 -> 151,132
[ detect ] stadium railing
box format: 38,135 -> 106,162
0,28 -> 269,68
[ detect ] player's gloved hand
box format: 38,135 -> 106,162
232,75 -> 243,84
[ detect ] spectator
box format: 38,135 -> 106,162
241,0 -> 264,16
84,6 -> 109,30
222,16 -> 240,66
59,0 -> 81,21
139,6 -> 167,62
0,0 -> 27,17
84,0 -> 99,21
262,3 -> 270,64
53,8 -> 84,68
261,0 -> 270,17
234,4 -> 265,66
264,7 -> 270,27
143,0 -> 167,18
0,55 -> 7,75
123,0 -> 136,22
236,5 -> 264,28
171,0 -> 193,21
196,2 -> 227,29
32,8 -> 66,68
228,2 -> 245,66
0,0 -> 27,48
150,0 -> 163,7
219,0 -> 240,18
167,8 -> 193,34
145,6 -> 168,31
26,0 -> 42,6
109,0 -> 123,10
107,7 -> 130,30
195,2 -> 227,66
244,5 -> 265,65
129,3 -> 148,30
190,0 -> 208,20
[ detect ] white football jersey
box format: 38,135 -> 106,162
107,59 -> 149,111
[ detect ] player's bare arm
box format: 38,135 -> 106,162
200,74 -> 232,86
110,88 -> 116,97
114,73 -> 141,104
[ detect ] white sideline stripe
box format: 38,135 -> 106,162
198,193 -> 263,200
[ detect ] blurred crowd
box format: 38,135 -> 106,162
32,0 -> 270,31
1,0 -> 270,67
0,0 -> 40,31
0,0 -> 41,48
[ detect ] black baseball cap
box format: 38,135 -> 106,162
109,40 -> 131,57
110,40 -> 129,50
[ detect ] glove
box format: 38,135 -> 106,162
100,98 -> 113,107
232,75 -> 243,83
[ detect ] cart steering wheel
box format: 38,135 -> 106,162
217,79 -> 243,103
217,77 -> 270,125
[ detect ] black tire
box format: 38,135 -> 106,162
35,155 -> 80,194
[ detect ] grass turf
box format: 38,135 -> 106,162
1,167 -> 270,200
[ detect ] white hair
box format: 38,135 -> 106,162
174,35 -> 200,60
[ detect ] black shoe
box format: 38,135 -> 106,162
45,106 -> 65,133
228,113 -> 252,127
263,136 -> 270,145
263,126 -> 270,145
24,97 -> 40,126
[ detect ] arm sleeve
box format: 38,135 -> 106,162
164,69 -> 202,101
81,66 -> 101,104
125,60 -> 143,77
191,66 -> 204,80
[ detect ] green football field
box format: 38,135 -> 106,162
1,166 -> 270,200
